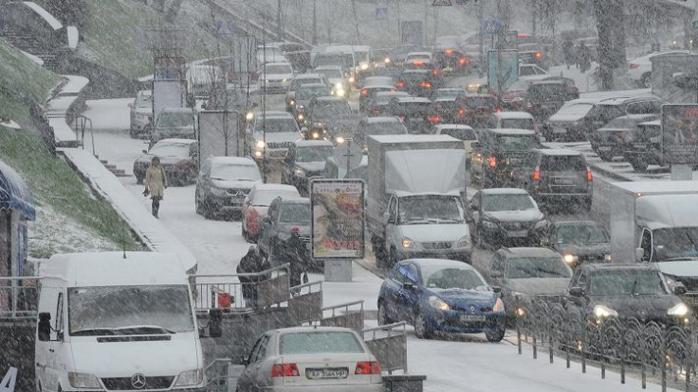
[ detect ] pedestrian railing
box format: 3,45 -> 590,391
289,280 -> 323,325
516,296 -> 696,391
191,264 -> 290,311
0,276 -> 40,320
362,321 -> 408,374
320,300 -> 365,332
203,358 -> 245,392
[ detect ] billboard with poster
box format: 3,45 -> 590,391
487,49 -> 519,93
662,104 -> 698,164
310,179 -> 365,259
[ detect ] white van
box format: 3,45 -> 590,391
35,252 -> 206,392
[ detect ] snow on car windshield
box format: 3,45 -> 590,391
483,194 -> 534,211
157,112 -> 194,128
505,258 -> 572,279
590,270 -> 667,296
210,164 -> 261,181
315,101 -> 351,117
297,86 -> 330,100
149,142 -> 190,157
279,203 -> 310,223
557,223 -> 609,245
440,127 -> 476,140
558,102 -> 593,116
280,332 -> 364,354
254,189 -> 299,206
495,135 -> 536,150
653,228 -> 698,260
399,195 -> 463,224
501,118 -> 534,130
365,122 -> 406,136
257,118 -> 297,133
316,68 -> 342,79
264,64 -> 292,74
423,267 -> 486,290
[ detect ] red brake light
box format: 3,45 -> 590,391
427,114 -> 441,125
396,80 -> 406,89
432,69 -> 441,77
629,63 -> 639,69
457,107 -> 466,118
445,48 -> 454,56
360,88 -> 369,97
586,168 -> 593,182
534,51 -> 542,59
355,361 -> 381,375
291,226 -> 301,233
458,57 -> 467,65
532,167 -> 541,182
272,363 -> 300,377
413,60 -> 424,66
487,156 -> 497,168
418,81 -> 432,88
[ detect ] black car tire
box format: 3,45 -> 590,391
378,301 -> 393,326
629,157 -> 649,173
485,326 -> 505,342
414,312 -> 433,339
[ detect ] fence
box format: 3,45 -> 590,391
320,300 -> 365,332
516,297 -> 697,391
362,322 -> 408,374
0,276 -> 39,320
289,280 -> 323,324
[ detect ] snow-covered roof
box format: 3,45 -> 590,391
396,96 -> 432,104
294,73 -> 322,80
313,65 -> 342,71
23,1 -> 62,30
295,139 -> 333,147
408,258 -> 476,271
611,180 -> 698,195
407,51 -> 432,57
264,61 -> 292,67
208,156 -> 257,166
375,91 -> 409,98
43,252 -> 188,286
259,111 -> 293,118
19,50 -> 43,65
494,111 -> 534,120
370,134 -> 459,144
481,188 -> 530,195
535,148 -> 581,156
66,25 -> 78,49
364,116 -> 400,124
487,128 -> 536,136
640,119 -> 661,126
251,183 -> 299,192
156,138 -> 197,145
434,124 -> 473,130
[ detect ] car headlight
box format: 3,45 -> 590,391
493,297 -> 505,313
454,236 -> 470,248
668,302 -> 690,317
428,296 -> 450,311
245,112 -> 254,121
210,186 -> 227,197
481,219 -> 498,229
256,140 -> 266,149
297,113 -> 305,121
311,131 -> 320,139
593,304 -> 618,318
401,238 -> 414,249
294,168 -> 306,177
604,254 -> 612,262
563,254 -> 578,265
335,136 -> 346,144
282,78 -> 288,83
254,150 -> 263,158
289,99 -> 295,106
297,104 -> 305,111
68,372 -> 101,389
335,88 -> 346,97
349,75 -> 355,83
174,369 -> 204,387
360,63 -> 369,70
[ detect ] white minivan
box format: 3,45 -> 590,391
35,252 -> 206,392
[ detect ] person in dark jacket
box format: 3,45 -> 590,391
237,245 -> 270,308
283,230 -> 309,291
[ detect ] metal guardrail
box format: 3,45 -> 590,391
289,280 -> 323,324
204,358 -> 245,392
191,264 -> 289,311
73,115 -> 94,155
0,276 -> 39,320
320,300 -> 365,332
362,322 -> 408,374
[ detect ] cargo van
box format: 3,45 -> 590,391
35,252 -> 205,392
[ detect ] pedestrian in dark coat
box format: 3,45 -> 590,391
237,246 -> 270,308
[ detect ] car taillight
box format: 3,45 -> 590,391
445,48 -> 454,56
395,80 -> 406,89
457,107 -> 466,118
458,57 -> 468,65
399,115 -> 406,122
532,167 -> 541,182
360,88 -> 369,97
418,81 -> 432,88
629,63 -> 639,69
535,51 -> 543,59
355,361 -> 381,375
487,156 -> 497,168
427,114 -> 441,124
586,168 -> 593,182
271,363 -> 300,377
432,69 -> 441,77
246,207 -> 258,223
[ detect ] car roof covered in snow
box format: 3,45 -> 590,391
363,116 -> 401,124
480,188 -> 531,196
294,73 -> 323,80
264,62 -> 292,67
251,183 -> 299,193
44,252 -> 188,286
640,119 -> 661,126
407,258 -> 477,271
295,139 -> 334,147
534,148 -> 582,156
433,124 -> 474,130
395,96 -> 432,104
486,128 -> 536,136
155,138 -> 197,145
277,197 -> 310,205
499,247 -> 562,258
494,111 -> 534,119
611,180 -> 698,195
375,91 -> 409,98
369,134 -> 459,144
258,110 -> 294,119
273,326 -> 362,336
208,156 -> 257,166
314,65 -> 343,71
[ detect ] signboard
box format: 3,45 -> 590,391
481,18 -> 504,35
400,21 -> 424,47
662,104 -> 698,164
154,55 -> 185,81
487,49 -> 519,92
197,110 -> 242,165
310,179 -> 365,259
152,80 -> 186,120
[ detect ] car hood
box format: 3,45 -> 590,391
430,288 -> 497,308
255,132 -> 299,144
328,77 -> 344,85
507,278 -> 570,296
548,113 -> 585,124
557,243 -> 611,257
264,73 -> 293,81
589,295 -> 681,318
211,179 -> 260,189
296,161 -> 327,172
656,260 -> 698,278
69,333 -> 201,377
399,223 -> 469,242
597,127 -> 632,133
483,209 -> 543,223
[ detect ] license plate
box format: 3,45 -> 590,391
460,315 -> 486,322
306,368 -> 349,380
508,230 -> 528,237
554,178 -> 574,185
553,128 -> 566,134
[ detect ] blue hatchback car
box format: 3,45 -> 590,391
378,258 -> 506,341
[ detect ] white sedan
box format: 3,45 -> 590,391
627,50 -> 688,88
236,327 -> 383,392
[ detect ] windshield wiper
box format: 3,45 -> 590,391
112,325 -> 176,335
71,328 -> 117,336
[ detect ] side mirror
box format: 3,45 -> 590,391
491,286 -> 502,294
38,312 -> 51,342
569,287 -> 585,298
142,149 -> 148,154
635,248 -> 644,262
209,308 -> 222,338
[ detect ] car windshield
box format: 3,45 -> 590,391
280,331 -> 364,354
436,89 -> 464,99
314,101 -> 351,117
540,155 -> 587,171
314,54 -> 344,68
440,127 -> 476,140
398,195 -> 464,224
296,146 -> 333,162
316,68 -> 342,79
423,267 -> 486,290
297,86 -> 330,100
482,194 -> 534,211
506,257 -> 571,279
264,64 -> 292,74
494,134 -> 536,150
501,118 -> 535,130
396,102 -> 432,116
69,285 -> 194,335
210,163 -> 261,181
603,117 -> 637,129
556,223 -> 609,245
156,112 -> 194,128
365,122 -> 407,136
653,227 -> 698,260
257,118 -> 298,133
280,203 -> 311,223
149,142 -> 190,157
529,84 -> 566,100
590,270 -> 667,296
253,189 -> 299,206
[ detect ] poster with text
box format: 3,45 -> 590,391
310,180 -> 365,259
662,104 -> 698,164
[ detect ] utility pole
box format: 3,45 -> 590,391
531,0 -> 537,39
396,0 -> 401,47
312,0 -> 317,44
351,0 -> 361,44
276,0 -> 282,40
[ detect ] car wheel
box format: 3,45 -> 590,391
414,312 -> 433,339
378,301 -> 392,326
485,326 -> 505,342
203,201 -> 216,220
641,72 -> 652,88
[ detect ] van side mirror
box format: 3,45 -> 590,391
569,287 -> 585,297
209,308 -> 222,338
635,248 -> 644,262
38,312 -> 51,341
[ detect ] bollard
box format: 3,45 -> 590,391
533,335 -> 537,359
641,363 -> 646,389
549,334 -> 553,364
601,362 -> 605,379
566,349 -> 570,369
620,358 -> 625,384
517,325 -> 522,355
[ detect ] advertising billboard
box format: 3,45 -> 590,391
662,104 -> 698,164
197,110 -> 242,165
310,179 -> 365,259
487,49 -> 519,93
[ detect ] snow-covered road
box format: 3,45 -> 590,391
83,96 -> 670,392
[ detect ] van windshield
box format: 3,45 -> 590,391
654,227 -> 698,261
69,285 -> 195,336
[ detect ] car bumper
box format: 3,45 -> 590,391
480,225 -> 539,245
261,384 -> 383,392
532,192 -> 591,203
254,148 -> 289,161
427,310 -> 505,334
207,194 -> 246,213
398,247 -> 472,263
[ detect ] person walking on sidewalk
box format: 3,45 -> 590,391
143,156 -> 167,218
